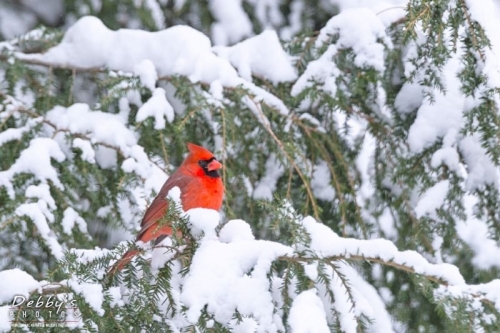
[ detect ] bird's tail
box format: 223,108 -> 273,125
107,248 -> 140,276
106,233 -> 170,279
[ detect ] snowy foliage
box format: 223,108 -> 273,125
1,0 -> 500,332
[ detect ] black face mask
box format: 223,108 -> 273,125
198,157 -> 221,178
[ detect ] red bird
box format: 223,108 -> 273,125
112,143 -> 224,272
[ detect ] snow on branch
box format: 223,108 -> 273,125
0,92 -> 170,259
299,216 -> 464,285
0,92 -> 167,192
2,16 -> 296,118
292,8 -> 392,97
1,210 -> 498,331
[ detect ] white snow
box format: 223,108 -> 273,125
143,0 -> 166,30
302,216 -> 466,286
0,208 -> 491,331
219,219 -> 255,243
316,8 -> 391,70
185,208 -> 220,239
394,82 -> 423,114
0,6 -> 37,40
136,88 -> 175,129
62,207 -> 89,235
341,264 -> 395,332
121,144 -> 168,195
311,160 -> 336,201
459,135 -> 498,191
213,30 -> 297,84
2,2 -> 500,331
291,44 -> 340,97
0,268 -> 42,332
465,0 -> 500,90
94,146 -> 117,169
180,218 -> 292,330
293,8 -> 390,97
209,0 -> 253,45
66,278 -> 104,315
430,147 -> 461,175
17,16 -> 292,117
0,118 -> 41,147
0,306 -> 10,332
328,264 -> 358,333
134,59 -> 158,91
45,103 -> 137,155
414,180 -> 449,219
289,289 -> 330,333
455,195 -> 500,270
0,269 -> 40,303
106,287 -> 124,308
16,202 -> 64,259
0,138 -> 66,199
435,279 -> 500,314
73,138 -> 96,164
253,154 -> 285,201
25,183 -> 56,210
18,16 -> 240,86
407,56 -> 465,153
280,1 -> 304,39
71,247 -> 112,264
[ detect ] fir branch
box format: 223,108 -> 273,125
279,254 -> 446,285
0,92 -> 168,180
278,254 -> 496,309
459,0 -> 486,62
247,96 -> 320,220
0,54 -> 104,73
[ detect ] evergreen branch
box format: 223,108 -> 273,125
0,53 -> 104,73
19,107 -> 128,157
177,106 -> 204,129
247,96 -> 320,220
279,254 -> 448,285
324,133 -> 368,237
0,107 -> 16,130
406,2 -> 430,37
0,93 -> 168,179
401,186 -> 436,255
326,261 -> 357,314
219,106 -> 228,206
158,131 -> 170,167
286,108 -> 369,238
459,0 -> 486,62
278,254 -> 496,309
294,33 -> 319,72
0,216 -> 16,231
376,6 -> 406,16
303,132 -> 349,235
286,168 -> 293,199
371,141 -> 436,254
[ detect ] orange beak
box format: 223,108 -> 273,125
207,159 -> 223,171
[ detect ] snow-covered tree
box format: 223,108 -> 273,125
1,0 -> 500,332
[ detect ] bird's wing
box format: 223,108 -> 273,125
136,197 -> 170,242
136,172 -> 193,243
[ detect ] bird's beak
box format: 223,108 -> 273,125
207,159 -> 223,171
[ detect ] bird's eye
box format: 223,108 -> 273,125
198,157 -> 215,168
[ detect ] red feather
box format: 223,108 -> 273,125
110,143 -> 224,273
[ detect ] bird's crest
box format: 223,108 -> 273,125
186,142 -> 215,160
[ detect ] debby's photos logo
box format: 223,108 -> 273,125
9,295 -> 81,328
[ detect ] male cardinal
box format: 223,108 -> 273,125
111,142 -> 224,272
